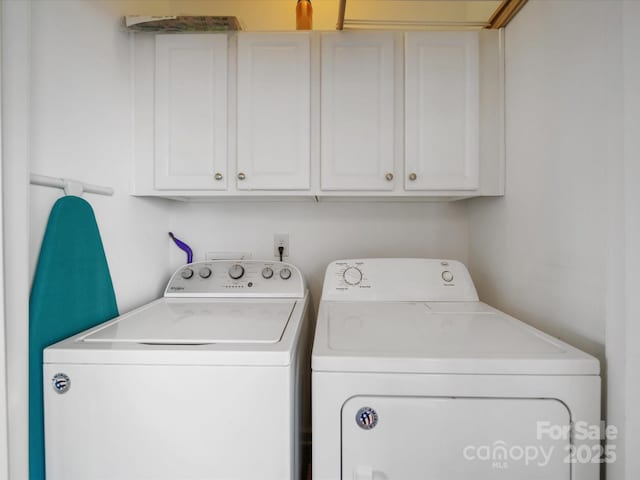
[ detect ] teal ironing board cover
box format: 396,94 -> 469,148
29,196 -> 118,479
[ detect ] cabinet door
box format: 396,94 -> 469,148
405,32 -> 479,191
237,33 -> 310,190
321,32 -> 395,191
155,34 -> 228,190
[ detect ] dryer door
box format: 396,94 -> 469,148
342,396 -> 571,479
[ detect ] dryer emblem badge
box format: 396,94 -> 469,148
52,373 -> 70,394
356,407 -> 378,430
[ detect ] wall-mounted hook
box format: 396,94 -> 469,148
63,179 -> 84,196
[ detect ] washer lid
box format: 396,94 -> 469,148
82,299 -> 296,345
312,301 -> 600,375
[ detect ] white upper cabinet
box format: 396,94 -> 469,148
155,34 -> 228,190
405,32 -> 480,191
237,33 -> 311,190
320,32 -> 396,191
134,31 -> 502,198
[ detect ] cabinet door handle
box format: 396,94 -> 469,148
214,172 -> 223,181
385,173 -> 394,181
237,172 -> 246,180
409,172 -> 417,181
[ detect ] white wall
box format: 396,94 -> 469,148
608,2 -> 640,477
621,3 -> 640,475
468,0 -> 619,359
0,10 -> 8,467
29,0 -> 173,312
169,200 -> 470,309
468,0 -> 639,477
3,1 -> 34,478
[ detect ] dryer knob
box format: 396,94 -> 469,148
279,268 -> 292,280
180,268 -> 194,280
343,267 -> 363,286
442,270 -> 454,283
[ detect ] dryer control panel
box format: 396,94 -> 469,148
165,260 -> 304,298
322,258 -> 478,302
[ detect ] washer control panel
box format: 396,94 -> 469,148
165,260 -> 304,298
322,258 -> 478,302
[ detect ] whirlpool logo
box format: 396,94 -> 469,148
356,407 -> 378,430
52,373 -> 70,394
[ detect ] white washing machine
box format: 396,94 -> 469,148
44,260 -> 311,480
312,258 -> 601,480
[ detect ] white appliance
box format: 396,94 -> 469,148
312,258 -> 600,480
44,260 -> 311,480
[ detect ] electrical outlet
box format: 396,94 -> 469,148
273,234 -> 289,258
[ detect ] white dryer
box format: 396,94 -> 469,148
44,260 -> 311,480
312,259 -> 600,480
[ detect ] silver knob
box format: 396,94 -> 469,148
237,172 -> 246,181
214,172 -> 223,181
279,268 -> 292,280
385,173 -> 394,181
442,270 -> 454,283
180,268 -> 194,279
199,267 -> 212,279
262,267 -> 274,279
228,264 -> 245,280
409,173 -> 417,181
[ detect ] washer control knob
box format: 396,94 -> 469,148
180,268 -> 194,280
343,267 -> 363,286
228,264 -> 245,280
279,268 -> 292,280
262,267 -> 274,279
199,267 -> 212,279
442,270 -> 454,283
